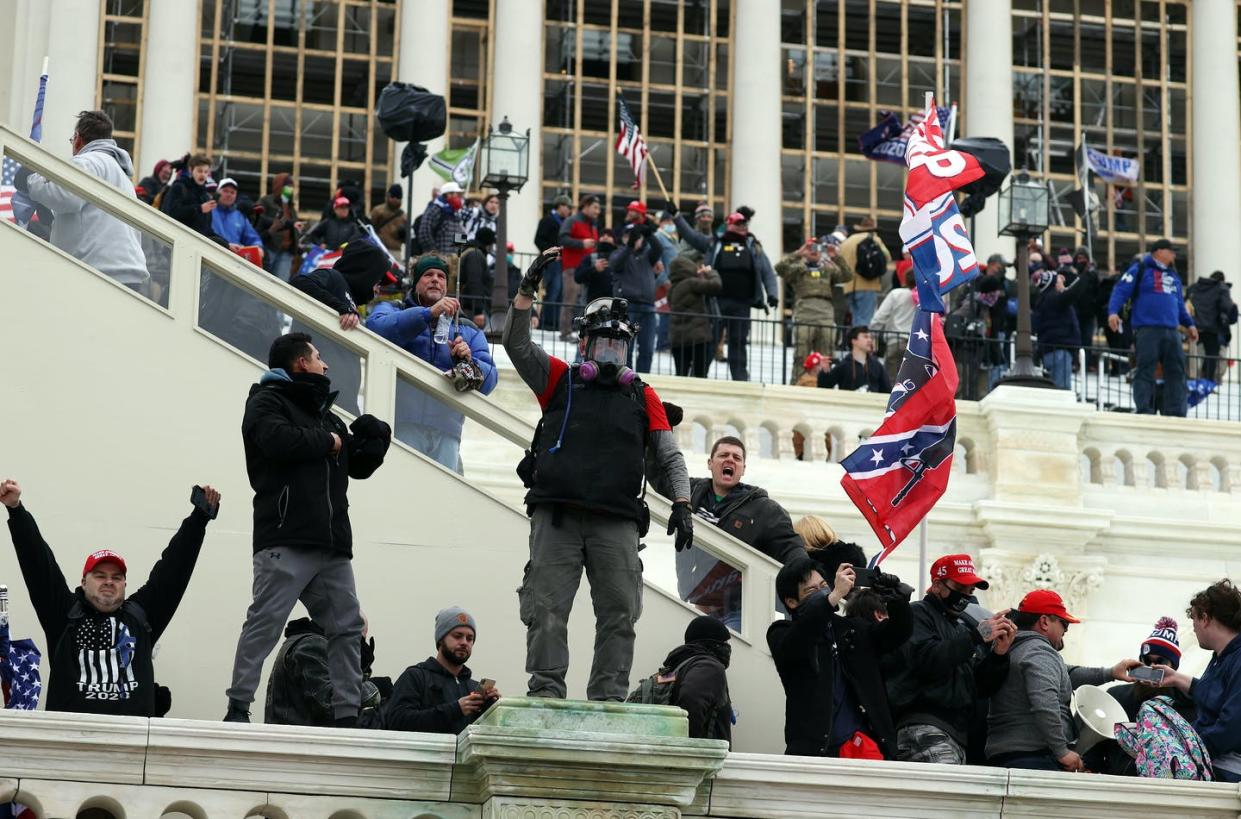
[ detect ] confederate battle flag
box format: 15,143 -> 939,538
839,309 -> 959,563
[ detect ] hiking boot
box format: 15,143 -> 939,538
223,698 -> 251,723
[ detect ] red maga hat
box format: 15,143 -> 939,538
82,549 -> 127,577
1017,588 -> 1081,624
930,554 -> 989,590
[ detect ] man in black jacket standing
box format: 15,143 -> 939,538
663,436 -> 804,631
364,606 -> 500,734
885,554 -> 1015,764
768,555 -> 912,759
1,478 -> 219,716
224,332 -> 391,726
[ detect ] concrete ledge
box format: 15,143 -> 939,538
0,711 -> 148,785
145,718 -> 457,800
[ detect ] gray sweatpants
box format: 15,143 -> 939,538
519,506 -> 643,701
227,546 -> 364,719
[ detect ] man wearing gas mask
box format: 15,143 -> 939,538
502,249 -> 694,702
884,554 -> 1015,765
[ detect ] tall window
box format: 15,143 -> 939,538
98,0 -> 148,159
446,0 -> 493,153
542,0 -> 733,226
1012,0 -> 1189,271
779,0 -> 963,252
195,0 -> 399,218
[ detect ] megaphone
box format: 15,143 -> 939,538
1073,685 -> 1129,755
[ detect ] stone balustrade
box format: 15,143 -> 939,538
5,705 -> 1241,819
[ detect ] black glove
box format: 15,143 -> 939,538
350,413 -> 391,442
668,500 -> 694,552
663,201 -> 679,219
872,571 -> 914,602
519,248 -> 560,297
12,165 -> 32,194
360,636 -> 375,674
767,294 -> 780,309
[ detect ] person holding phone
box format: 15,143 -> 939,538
986,589 -> 1140,772
1108,616 -> 1195,723
1,478 -> 220,717
767,555 -> 912,759
1149,580 -> 1241,783
885,554 -> 1016,765
363,606 -> 499,734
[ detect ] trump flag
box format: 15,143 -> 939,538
900,93 -> 984,312
840,309 -> 958,563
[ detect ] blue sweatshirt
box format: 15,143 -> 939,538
1106,254 -> 1194,330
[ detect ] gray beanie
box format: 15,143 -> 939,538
434,606 -> 477,644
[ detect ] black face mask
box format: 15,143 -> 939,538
943,588 -> 970,615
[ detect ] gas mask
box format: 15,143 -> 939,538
579,335 -> 634,385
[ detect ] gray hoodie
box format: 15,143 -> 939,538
25,139 -> 149,288
985,630 -> 1112,760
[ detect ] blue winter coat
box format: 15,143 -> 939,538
211,204 -> 264,247
365,300 -> 498,437
1107,254 -> 1195,330
1191,634 -> 1241,763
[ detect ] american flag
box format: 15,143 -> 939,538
0,614 -> 42,711
0,155 -> 18,223
615,92 -> 648,188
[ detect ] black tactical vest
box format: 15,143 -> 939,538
524,367 -> 649,522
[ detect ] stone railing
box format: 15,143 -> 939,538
5,704 -> 1241,819
1080,412 -> 1241,494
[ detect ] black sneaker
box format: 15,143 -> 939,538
223,699 -> 251,723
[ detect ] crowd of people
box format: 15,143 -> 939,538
6,110 -> 1241,785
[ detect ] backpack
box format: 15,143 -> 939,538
854,235 -> 887,280
626,655 -> 708,706
1115,695 -> 1213,780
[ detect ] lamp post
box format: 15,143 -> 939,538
996,172 -> 1055,387
481,116 -> 531,338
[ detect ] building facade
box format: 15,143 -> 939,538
2,0 -> 1238,276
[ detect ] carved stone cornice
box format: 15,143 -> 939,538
978,551 -> 1106,615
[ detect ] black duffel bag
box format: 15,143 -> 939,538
376,83 -> 446,143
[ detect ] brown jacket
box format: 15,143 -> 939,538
668,256 -> 722,345
841,231 -> 892,294
370,202 -> 406,252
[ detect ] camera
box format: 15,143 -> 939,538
452,231 -> 470,248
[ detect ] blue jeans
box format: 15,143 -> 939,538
657,312 -> 670,350
1042,348 -> 1073,390
626,301 -> 657,373
849,290 -> 877,327
270,250 -> 294,281
395,422 -> 463,474
1134,326 -> 1187,416
541,261 -> 564,331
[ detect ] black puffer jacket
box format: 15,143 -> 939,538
884,594 -> 1010,746
241,370 -> 390,557
364,657 -> 488,734
767,589 -> 912,757
263,617 -> 382,726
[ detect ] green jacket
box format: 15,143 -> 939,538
777,252 -> 853,306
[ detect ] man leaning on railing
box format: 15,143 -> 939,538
13,109 -> 150,296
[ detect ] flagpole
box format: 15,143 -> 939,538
646,152 -> 672,204
918,519 -> 928,591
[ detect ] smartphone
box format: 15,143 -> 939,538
1130,666 -> 1166,685
850,566 -> 876,588
479,678 -> 496,694
190,485 -> 218,520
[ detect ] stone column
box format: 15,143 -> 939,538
41,0 -> 100,158
490,0 -> 544,254
138,0 -> 197,178
729,0 -> 783,257
1191,0 -> 1241,360
395,0 -> 450,210
964,0 -> 1014,262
